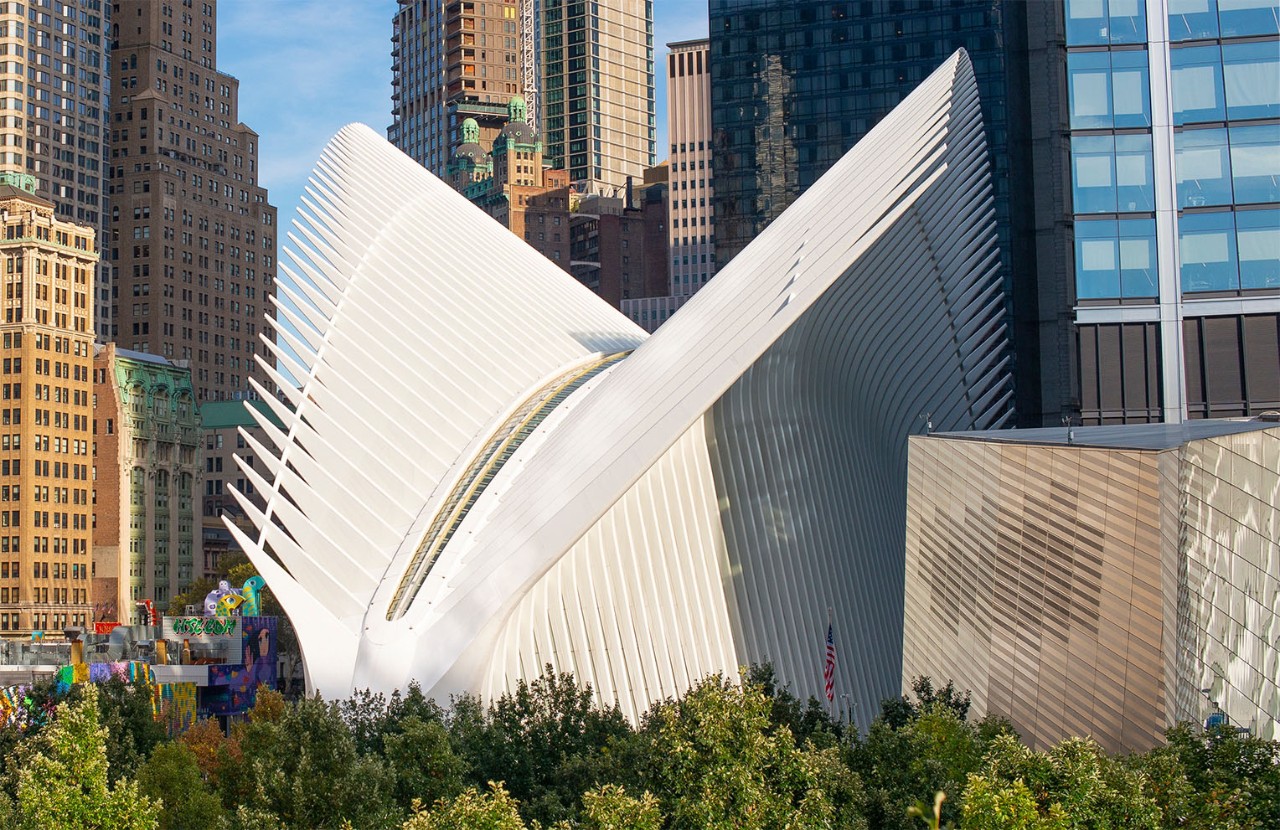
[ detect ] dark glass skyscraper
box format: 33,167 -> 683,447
708,0 -> 1048,424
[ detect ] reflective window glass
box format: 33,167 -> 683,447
1116,134 -> 1155,212
1068,50 -> 1151,129
1230,124 -> 1280,204
1217,0 -> 1280,38
1068,52 -> 1113,129
1119,218 -> 1159,297
1071,218 -> 1159,298
1169,0 -> 1220,41
1171,45 -> 1225,125
1236,209 -> 1280,289
1176,129 -> 1233,207
1109,0 -> 1149,42
1075,219 -> 1122,298
1112,50 -> 1152,127
1066,0 -> 1112,44
1073,135 -> 1118,213
1180,211 -> 1239,291
1223,42 -> 1280,121
1066,0 -> 1148,45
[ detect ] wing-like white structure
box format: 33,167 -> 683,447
230,50 -> 1013,724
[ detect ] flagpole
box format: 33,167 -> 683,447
827,606 -> 834,719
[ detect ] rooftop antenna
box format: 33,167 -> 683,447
1062,414 -> 1074,445
921,411 -> 933,434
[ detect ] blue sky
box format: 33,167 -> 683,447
217,0 -> 709,227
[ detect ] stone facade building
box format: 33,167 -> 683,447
93,343 -> 200,625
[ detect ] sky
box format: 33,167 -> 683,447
217,0 -> 709,229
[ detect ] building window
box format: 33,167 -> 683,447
1175,128 -> 1233,208
1168,0 -> 1222,41
1237,208 -> 1280,289
1072,134 -> 1155,213
1068,49 -> 1151,129
1222,41 -> 1280,121
1065,0 -> 1147,46
1179,210 -> 1238,292
1076,218 -> 1159,299
1171,45 -> 1225,125
1230,124 -> 1280,204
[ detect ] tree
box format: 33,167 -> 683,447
964,733 -> 1158,828
91,674 -> 168,783
637,673 -> 837,829
878,677 -> 972,730
745,663 -> 845,747
383,716 -> 469,812
576,784 -> 664,830
961,776 -> 1064,830
136,741 -> 225,830
225,693 -> 398,829
8,684 -> 159,830
401,782 -> 527,830
1132,722 -> 1280,829
852,702 -> 999,830
179,717 -> 234,789
449,667 -> 634,827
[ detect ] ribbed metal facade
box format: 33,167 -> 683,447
903,422 -> 1280,751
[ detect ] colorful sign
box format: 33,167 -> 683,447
93,621 -> 121,635
164,617 -> 241,637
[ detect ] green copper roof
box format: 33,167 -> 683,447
199,399 -> 284,430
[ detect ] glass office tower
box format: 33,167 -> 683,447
1064,0 -> 1278,422
708,1 -> 1044,424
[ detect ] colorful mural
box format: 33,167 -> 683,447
0,685 -> 47,729
203,616 -> 277,715
154,682 -> 198,736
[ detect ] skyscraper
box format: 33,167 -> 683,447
1040,0 -> 1278,423
0,180 -> 97,638
392,1 -> 655,192
666,38 -> 714,297
707,0 -> 1038,421
540,0 -> 656,189
0,2 -> 113,341
389,0 -> 525,178
109,0 -> 276,403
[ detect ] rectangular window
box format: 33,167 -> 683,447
1237,209 -> 1280,289
1072,134 -> 1155,213
1217,0 -> 1280,38
1066,0 -> 1147,45
1171,45 -> 1225,125
1176,128 -> 1233,208
1068,50 -> 1151,129
1229,124 -> 1280,205
1180,211 -> 1239,292
1168,0 -> 1220,41
1223,41 -> 1280,121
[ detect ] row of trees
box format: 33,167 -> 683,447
0,667 -> 1275,829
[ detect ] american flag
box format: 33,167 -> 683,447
823,622 -> 836,702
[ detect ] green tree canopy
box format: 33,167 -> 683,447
8,684 -> 159,830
